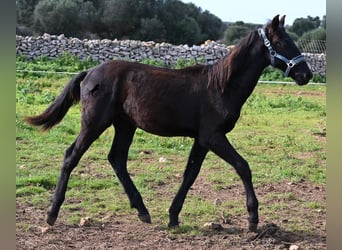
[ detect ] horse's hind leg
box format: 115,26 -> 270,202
47,121 -> 110,226
168,139 -> 208,227
108,121 -> 151,223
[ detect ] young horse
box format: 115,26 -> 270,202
25,15 -> 312,232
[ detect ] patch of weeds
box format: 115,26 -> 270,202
245,92 -> 324,114
16,175 -> 57,197
68,212 -> 84,225
16,222 -> 35,232
222,200 -> 245,215
181,196 -> 219,223
88,179 -> 117,190
213,184 -> 226,191
305,201 -> 324,210
64,203 -> 83,213
283,192 -> 298,201
269,202 -> 288,212
168,224 -> 202,236
16,186 -> 46,197
140,58 -> 166,67
286,218 -> 314,233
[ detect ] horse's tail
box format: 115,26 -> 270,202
25,71 -> 88,131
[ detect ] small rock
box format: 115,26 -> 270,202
139,150 -> 152,155
159,157 -> 167,163
214,198 -> 222,205
79,216 -> 91,227
40,226 -> 50,234
203,222 -> 223,230
57,34 -> 65,40
289,244 -> 300,250
101,215 -> 111,221
221,211 -> 232,224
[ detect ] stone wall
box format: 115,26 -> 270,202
16,34 -> 326,75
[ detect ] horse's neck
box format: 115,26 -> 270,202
224,50 -> 268,108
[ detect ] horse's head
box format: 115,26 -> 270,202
259,15 -> 313,85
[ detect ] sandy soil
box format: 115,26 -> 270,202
16,180 -> 326,249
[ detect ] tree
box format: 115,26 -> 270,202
33,0 -> 86,37
138,17 -> 166,42
77,1 -> 98,38
157,0 -> 223,44
17,0 -> 40,27
301,28 -> 326,40
157,0 -> 189,44
18,0 -> 224,45
197,10 -> 224,41
224,25 -> 249,45
178,16 -> 202,44
321,15 -> 326,29
289,16 -> 321,37
135,0 -> 160,19
101,0 -> 141,39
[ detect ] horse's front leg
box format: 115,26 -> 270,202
202,132 -> 259,232
168,139 -> 208,227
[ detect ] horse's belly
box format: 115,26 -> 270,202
122,88 -> 199,137
124,107 -> 197,137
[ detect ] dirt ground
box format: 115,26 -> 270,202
16,179 -> 326,250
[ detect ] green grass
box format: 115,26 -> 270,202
16,55 -> 326,229
17,52 -> 326,83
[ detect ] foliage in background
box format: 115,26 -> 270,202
16,53 -> 326,83
288,16 -> 322,37
16,0 -> 325,46
16,54 -> 98,80
16,0 -> 224,45
33,0 -> 86,37
223,15 -> 326,45
301,28 -> 326,41
224,24 -> 251,45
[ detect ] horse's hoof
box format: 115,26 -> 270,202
138,214 -> 151,224
46,215 -> 57,226
248,222 -> 258,232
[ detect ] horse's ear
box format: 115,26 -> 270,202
271,15 -> 280,31
280,15 -> 286,26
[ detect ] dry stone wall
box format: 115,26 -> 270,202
16,34 -> 326,76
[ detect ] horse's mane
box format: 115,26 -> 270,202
207,29 -> 260,92
177,63 -> 208,75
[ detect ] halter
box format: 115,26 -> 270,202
258,28 -> 306,77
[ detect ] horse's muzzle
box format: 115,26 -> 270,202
294,71 -> 313,85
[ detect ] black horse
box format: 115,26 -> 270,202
25,15 -> 312,232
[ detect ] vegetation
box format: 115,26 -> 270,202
288,16 -> 322,37
16,0 -> 224,45
16,55 -> 325,230
16,53 -> 326,83
16,0 -> 325,46
224,15 -> 326,45
223,21 -> 255,45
